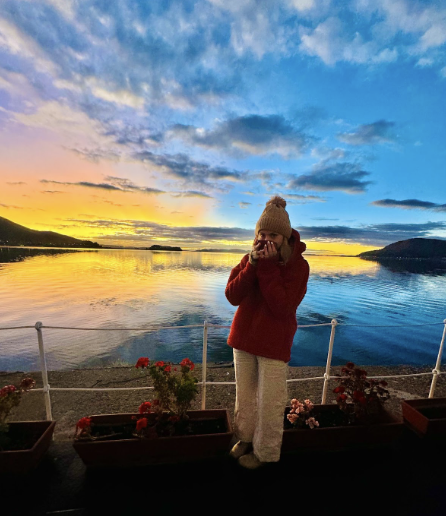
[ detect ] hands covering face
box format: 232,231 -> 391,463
252,239 -> 278,260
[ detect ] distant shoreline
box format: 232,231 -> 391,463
2,245 -> 445,260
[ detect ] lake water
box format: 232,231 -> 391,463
0,248 -> 445,371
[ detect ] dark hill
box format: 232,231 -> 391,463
0,216 -> 101,248
358,238 -> 446,259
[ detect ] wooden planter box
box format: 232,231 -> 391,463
73,409 -> 233,467
401,398 -> 446,438
0,420 -> 56,474
282,405 -> 403,453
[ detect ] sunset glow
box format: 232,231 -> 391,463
1,1 -> 445,253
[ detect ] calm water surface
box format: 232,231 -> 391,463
0,248 -> 445,371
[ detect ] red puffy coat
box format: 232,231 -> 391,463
225,229 -> 309,363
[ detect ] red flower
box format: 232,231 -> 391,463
136,418 -> 148,431
20,377 -> 36,391
337,394 -> 347,402
164,365 -> 171,373
333,386 -> 345,393
352,390 -> 363,400
380,380 -> 388,387
0,385 -> 16,397
76,417 -> 92,430
180,358 -> 195,371
135,357 -> 149,369
138,401 -> 152,414
346,362 -> 355,369
155,361 -> 165,367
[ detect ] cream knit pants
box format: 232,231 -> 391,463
233,348 -> 288,462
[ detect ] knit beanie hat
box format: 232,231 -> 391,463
255,196 -> 292,239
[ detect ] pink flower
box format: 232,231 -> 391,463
287,413 -> 299,424
295,402 -> 305,413
306,417 -> 319,429
304,399 -> 314,410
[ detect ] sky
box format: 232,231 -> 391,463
0,0 -> 445,254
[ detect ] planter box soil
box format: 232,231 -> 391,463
73,409 -> 233,467
0,420 -> 56,474
401,398 -> 446,438
282,404 -> 403,453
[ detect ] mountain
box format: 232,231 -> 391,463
358,238 -> 446,260
0,216 -> 101,248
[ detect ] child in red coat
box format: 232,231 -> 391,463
225,196 -> 309,469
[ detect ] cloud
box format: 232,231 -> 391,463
298,17 -> 398,66
170,191 -> 214,199
238,201 -> 251,209
297,221 -> 446,246
169,114 -> 313,158
287,162 -> 372,193
0,203 -> 22,209
132,150 -> 247,192
287,193 -> 327,204
371,198 -> 446,212
59,217 -> 446,248
40,178 -> 165,194
337,120 -> 396,146
64,217 -> 254,245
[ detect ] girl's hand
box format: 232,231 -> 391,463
251,240 -> 263,261
260,240 -> 278,260
252,240 -> 277,261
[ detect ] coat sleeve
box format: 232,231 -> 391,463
256,257 -> 309,319
225,254 -> 258,306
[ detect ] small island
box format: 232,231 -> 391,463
358,238 -> 446,260
147,245 -> 182,251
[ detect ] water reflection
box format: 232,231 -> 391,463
0,246 -> 87,263
0,249 -> 445,371
359,257 -> 446,275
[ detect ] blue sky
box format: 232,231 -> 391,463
0,0 -> 445,253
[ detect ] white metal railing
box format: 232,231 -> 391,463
1,318 -> 445,421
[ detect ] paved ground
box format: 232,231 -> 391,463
2,425 -> 446,516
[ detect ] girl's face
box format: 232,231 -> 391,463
257,230 -> 284,249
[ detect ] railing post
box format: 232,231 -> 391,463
35,322 -> 52,420
429,319 -> 446,398
321,319 -> 338,404
201,320 -> 208,410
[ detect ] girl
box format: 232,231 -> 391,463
225,196 -> 310,469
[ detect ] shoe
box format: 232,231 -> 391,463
238,452 -> 264,470
229,440 -> 252,459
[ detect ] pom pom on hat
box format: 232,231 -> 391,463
255,195 -> 292,239
266,196 -> 287,209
